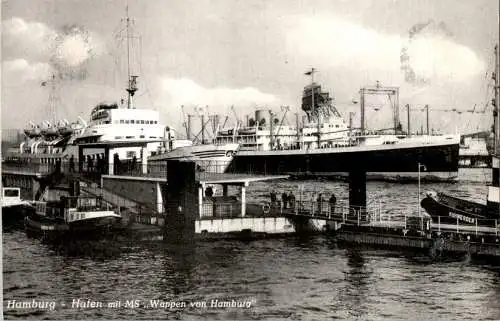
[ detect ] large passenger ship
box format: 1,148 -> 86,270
216,76 -> 460,181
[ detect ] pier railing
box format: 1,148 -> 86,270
430,216 -> 499,237
1,159 -> 232,180
2,160 -> 58,174
283,200 -> 379,223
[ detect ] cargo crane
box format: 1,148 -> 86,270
359,81 -> 400,135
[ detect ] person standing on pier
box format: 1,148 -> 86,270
270,190 -> 277,206
316,193 -> 323,215
86,155 -> 93,173
205,186 -> 214,198
288,191 -> 296,210
69,155 -> 75,173
96,154 -> 102,174
98,154 -> 106,174
282,191 -> 288,209
329,193 -> 337,215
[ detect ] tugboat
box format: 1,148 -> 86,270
24,183 -> 121,240
421,44 -> 500,226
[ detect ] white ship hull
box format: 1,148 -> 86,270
149,143 -> 239,174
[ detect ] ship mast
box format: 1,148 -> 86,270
486,15 -> 499,213
486,0 -> 500,216
305,68 -> 321,147
124,4 -> 138,109
495,43 -> 500,155
49,73 -> 57,126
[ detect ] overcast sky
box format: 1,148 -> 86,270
2,0 -> 499,136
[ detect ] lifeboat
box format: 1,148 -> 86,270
24,122 -> 42,138
57,125 -> 73,136
40,122 -> 60,138
23,127 -> 41,138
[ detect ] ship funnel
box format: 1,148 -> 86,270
255,110 -> 270,127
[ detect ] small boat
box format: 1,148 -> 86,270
25,194 -> 122,240
420,191 -> 495,226
2,187 -> 33,226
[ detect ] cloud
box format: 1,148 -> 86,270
160,77 -> 278,109
2,18 -> 107,129
401,20 -> 484,84
286,15 -> 400,72
2,17 -> 57,62
286,14 -> 485,84
2,18 -> 104,81
282,13 -> 490,134
2,59 -> 52,82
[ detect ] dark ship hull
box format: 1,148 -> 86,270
420,192 -> 499,227
2,205 -> 33,229
24,215 -> 121,241
227,141 -> 459,180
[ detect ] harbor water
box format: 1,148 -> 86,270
3,168 -> 499,320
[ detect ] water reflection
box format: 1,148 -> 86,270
338,249 -> 370,318
157,244 -> 197,297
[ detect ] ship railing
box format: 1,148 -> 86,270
358,211 -> 500,238
431,216 -> 499,238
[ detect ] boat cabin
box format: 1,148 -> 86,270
34,196 -> 107,222
2,187 -> 23,207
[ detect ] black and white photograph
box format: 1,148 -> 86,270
1,0 -> 500,319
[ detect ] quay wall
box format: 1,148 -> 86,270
335,231 -> 432,249
334,229 -> 500,259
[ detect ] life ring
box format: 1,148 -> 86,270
225,151 -> 235,157
262,203 -> 271,214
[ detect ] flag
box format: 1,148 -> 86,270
305,68 -> 316,75
41,81 -> 47,87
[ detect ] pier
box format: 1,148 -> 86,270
3,155 -> 500,260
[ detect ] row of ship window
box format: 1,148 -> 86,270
92,120 -> 159,125
114,135 -> 158,139
118,120 -> 158,124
